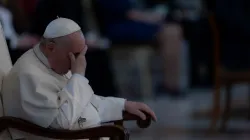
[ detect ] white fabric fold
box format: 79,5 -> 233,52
56,74 -> 93,129
51,74 -> 126,130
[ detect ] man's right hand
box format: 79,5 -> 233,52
69,46 -> 88,76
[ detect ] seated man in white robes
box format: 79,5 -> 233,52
2,18 -> 157,140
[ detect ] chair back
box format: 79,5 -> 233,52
0,23 -> 12,117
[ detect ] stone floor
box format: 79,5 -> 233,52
124,85 -> 250,140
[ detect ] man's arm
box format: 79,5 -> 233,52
90,94 -> 158,123
91,95 -> 126,122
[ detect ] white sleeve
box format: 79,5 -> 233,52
50,74 -> 94,129
91,95 -> 126,122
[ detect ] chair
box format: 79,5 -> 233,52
0,24 -> 152,139
209,13 -> 250,131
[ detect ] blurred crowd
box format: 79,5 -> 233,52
0,0 -> 216,98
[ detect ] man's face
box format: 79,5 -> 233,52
47,31 -> 86,74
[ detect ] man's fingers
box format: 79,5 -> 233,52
80,46 -> 88,55
140,104 -> 157,121
143,109 -> 157,122
146,109 -> 157,121
84,46 -> 88,55
69,52 -> 76,63
135,110 -> 146,120
149,112 -> 157,122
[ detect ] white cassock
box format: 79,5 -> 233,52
2,44 -> 126,140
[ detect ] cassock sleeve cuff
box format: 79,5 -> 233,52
60,73 -> 93,108
110,98 -> 126,120
72,74 -> 89,83
60,74 -> 90,99
118,98 -> 126,111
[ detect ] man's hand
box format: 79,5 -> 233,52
69,46 -> 88,76
125,101 -> 157,121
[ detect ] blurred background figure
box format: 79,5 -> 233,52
94,0 -> 205,98
0,0 -> 39,63
94,0 -> 184,98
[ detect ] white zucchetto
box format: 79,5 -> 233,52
43,17 -> 81,38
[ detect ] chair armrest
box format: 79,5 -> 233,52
0,116 -> 129,140
105,111 -> 152,128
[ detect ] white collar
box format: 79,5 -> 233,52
33,44 -> 51,69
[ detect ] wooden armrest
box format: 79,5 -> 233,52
106,111 -> 152,128
0,116 -> 129,140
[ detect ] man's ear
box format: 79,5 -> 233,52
47,42 -> 56,52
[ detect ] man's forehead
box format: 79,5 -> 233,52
72,41 -> 86,53
64,31 -> 85,52
69,30 -> 85,40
